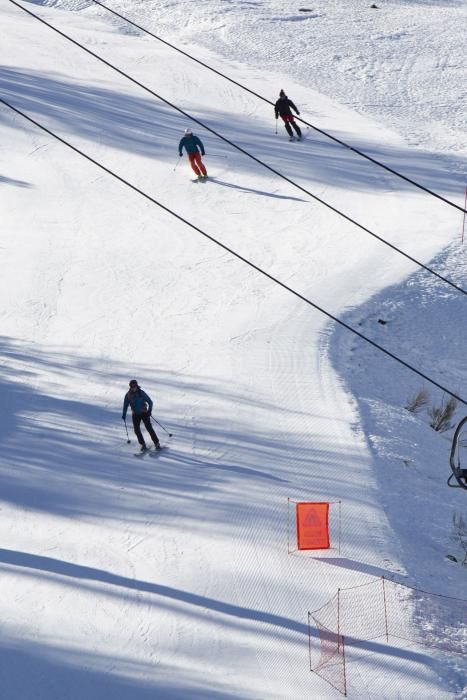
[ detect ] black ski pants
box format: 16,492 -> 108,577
132,412 -> 159,446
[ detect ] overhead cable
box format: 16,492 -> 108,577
1,95 -> 465,408
7,0 -> 467,297
90,0 -> 467,216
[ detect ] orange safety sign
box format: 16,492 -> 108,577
296,502 -> 330,550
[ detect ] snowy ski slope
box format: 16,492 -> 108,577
0,1 -> 466,698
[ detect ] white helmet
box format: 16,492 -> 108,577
184,128 -> 192,135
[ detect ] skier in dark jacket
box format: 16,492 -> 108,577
178,128 -> 208,180
274,89 -> 302,140
122,379 -> 161,452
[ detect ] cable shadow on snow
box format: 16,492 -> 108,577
1,547 -> 440,687
0,634 -> 240,700
0,174 -> 33,187
1,66 -> 465,200
311,556 -> 403,580
207,177 -> 305,201
0,335 -> 377,548
0,548 -> 308,637
308,624 -> 436,666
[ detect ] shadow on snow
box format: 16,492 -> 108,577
1,66 -> 465,199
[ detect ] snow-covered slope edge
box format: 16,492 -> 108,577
329,240 -> 467,695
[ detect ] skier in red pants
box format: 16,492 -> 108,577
274,89 -> 302,141
178,128 -> 208,180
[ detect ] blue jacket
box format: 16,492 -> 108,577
179,134 -> 205,156
122,388 -> 153,419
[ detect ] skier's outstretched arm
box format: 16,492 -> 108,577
194,136 -> 205,155
289,100 -> 300,115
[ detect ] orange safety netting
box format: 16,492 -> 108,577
296,502 -> 330,550
309,578 -> 467,696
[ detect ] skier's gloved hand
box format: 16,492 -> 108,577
201,152 -> 205,156
179,153 -> 182,157
121,415 -> 125,420
296,111 -> 300,115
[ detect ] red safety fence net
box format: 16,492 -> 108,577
309,578 -> 467,696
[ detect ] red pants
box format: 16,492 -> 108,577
280,114 -> 302,138
188,152 -> 207,176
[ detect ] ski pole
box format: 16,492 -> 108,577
173,155 -> 182,172
123,418 -> 131,443
151,415 -> 173,437
275,118 -> 278,135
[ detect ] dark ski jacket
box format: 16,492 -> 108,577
122,388 -> 153,419
274,96 -> 300,119
178,135 -> 205,156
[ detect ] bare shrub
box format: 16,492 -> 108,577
405,388 -> 429,413
428,395 -> 458,433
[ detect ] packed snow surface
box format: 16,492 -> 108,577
0,0 -> 466,698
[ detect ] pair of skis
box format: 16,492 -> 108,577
134,445 -> 168,458
288,126 -> 309,142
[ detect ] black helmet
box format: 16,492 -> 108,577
129,379 -> 138,388
279,89 -> 286,97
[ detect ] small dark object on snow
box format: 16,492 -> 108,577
377,319 -> 387,325
299,7 -> 313,11
446,554 -> 458,563
370,3 -> 378,8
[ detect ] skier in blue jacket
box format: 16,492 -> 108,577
178,128 -> 208,179
122,379 -> 160,451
